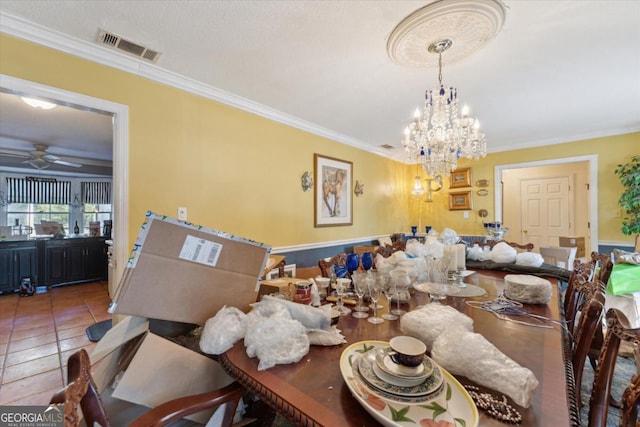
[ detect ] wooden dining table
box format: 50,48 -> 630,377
219,270 -> 578,426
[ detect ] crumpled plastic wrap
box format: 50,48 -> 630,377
308,327 -> 347,346
431,326 -> 539,408
439,228 -> 459,245
491,242 -> 517,263
467,244 -> 492,261
406,240 -> 426,258
258,295 -> 331,331
244,311 -> 309,371
199,306 -> 247,355
389,250 -> 409,264
423,236 -> 445,259
399,304 -> 474,350
515,251 -> 544,267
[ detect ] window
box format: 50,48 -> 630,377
8,203 -> 70,236
83,203 -> 112,235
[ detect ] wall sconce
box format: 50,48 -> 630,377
424,176 -> 443,202
301,171 -> 313,192
354,180 -> 364,196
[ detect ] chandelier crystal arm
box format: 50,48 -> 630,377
401,38 -> 486,177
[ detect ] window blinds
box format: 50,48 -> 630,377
6,177 -> 71,204
81,181 -> 111,205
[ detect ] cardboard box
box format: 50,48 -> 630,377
90,316 -> 235,424
111,211 -> 271,324
559,236 -> 586,258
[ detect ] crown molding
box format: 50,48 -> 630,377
0,11 -> 393,160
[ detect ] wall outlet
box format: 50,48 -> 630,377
177,207 -> 187,221
463,211 -> 469,219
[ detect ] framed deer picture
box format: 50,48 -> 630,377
314,154 -> 353,227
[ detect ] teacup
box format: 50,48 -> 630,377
389,336 -> 426,367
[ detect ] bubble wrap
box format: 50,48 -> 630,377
244,310 -> 309,371
491,242 -> 517,263
515,252 -> 544,268
399,304 -> 474,351
199,306 -> 247,355
467,244 -> 492,261
439,228 -> 459,245
431,327 -> 539,408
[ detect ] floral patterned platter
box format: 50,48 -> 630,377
341,341 -> 478,427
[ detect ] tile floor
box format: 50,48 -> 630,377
0,281 -> 111,406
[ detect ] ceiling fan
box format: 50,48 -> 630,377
0,143 -> 83,170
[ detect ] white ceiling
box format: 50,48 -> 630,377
1,0 -> 639,174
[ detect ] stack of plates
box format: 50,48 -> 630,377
353,346 -> 444,402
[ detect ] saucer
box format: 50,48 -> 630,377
355,352 -> 444,398
375,348 -> 433,379
372,362 -> 425,387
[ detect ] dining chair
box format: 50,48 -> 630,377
564,259 -> 597,331
318,252 -> 347,277
50,349 -> 246,427
588,308 -> 640,427
571,290 -> 606,407
591,251 -> 614,286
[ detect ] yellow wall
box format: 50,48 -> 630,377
1,34 -> 637,249
410,133 -> 639,245
0,34 -> 409,247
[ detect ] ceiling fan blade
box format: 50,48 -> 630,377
43,154 -> 61,161
53,159 -> 83,168
27,158 -> 51,170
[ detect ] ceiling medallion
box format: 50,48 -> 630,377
387,0 -> 506,68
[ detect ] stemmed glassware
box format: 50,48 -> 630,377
346,253 -> 359,278
361,252 -> 374,271
351,271 -> 369,318
429,256 -> 456,303
333,278 -> 352,315
367,273 -> 384,324
379,272 -> 398,320
389,269 -> 410,316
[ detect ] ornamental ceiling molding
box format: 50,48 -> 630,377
387,0 -> 507,68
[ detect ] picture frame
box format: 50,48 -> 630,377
449,167 -> 472,188
449,191 -> 473,210
266,268 -> 281,280
314,154 -> 353,227
284,264 -> 296,278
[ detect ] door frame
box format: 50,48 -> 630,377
494,155 -> 598,253
1,74 -> 129,291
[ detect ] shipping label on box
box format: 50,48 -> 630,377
111,211 -> 271,324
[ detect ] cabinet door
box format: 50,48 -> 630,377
0,249 -> 13,292
84,240 -> 107,280
46,245 -> 67,285
66,242 -> 85,282
14,247 -> 37,283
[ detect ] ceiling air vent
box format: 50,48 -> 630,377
97,30 -> 161,63
380,144 -> 395,150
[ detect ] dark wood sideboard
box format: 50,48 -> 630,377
0,237 -> 108,293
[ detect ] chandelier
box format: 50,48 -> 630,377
402,39 -> 486,178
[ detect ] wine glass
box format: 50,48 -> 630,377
333,278 -> 352,315
346,253 -> 359,278
367,274 -> 384,324
361,252 -> 374,271
389,269 -> 410,316
351,271 -> 369,318
429,256 -> 456,303
379,272 -> 398,320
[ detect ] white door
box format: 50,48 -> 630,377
520,176 -> 573,249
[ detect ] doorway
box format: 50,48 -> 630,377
495,155 -> 597,254
0,74 -> 129,293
